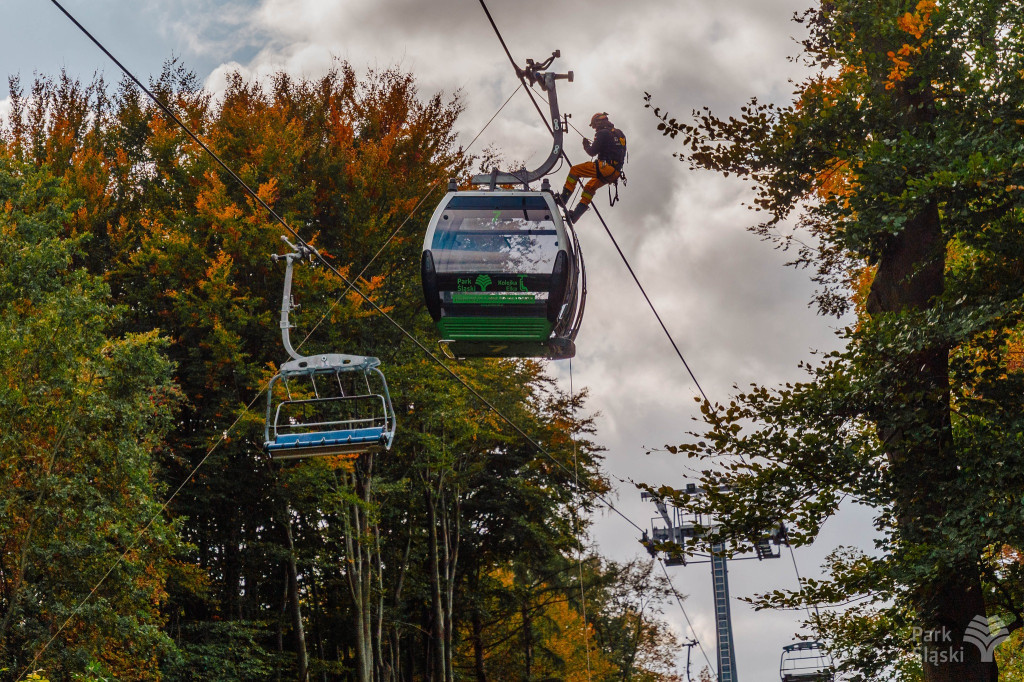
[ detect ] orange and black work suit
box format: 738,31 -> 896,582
562,127 -> 626,206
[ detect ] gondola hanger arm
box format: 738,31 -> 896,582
469,51 -> 572,189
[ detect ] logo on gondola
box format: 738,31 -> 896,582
475,274 -> 492,291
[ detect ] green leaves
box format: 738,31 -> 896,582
0,158 -> 182,680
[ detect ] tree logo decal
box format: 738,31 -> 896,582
963,615 -> 1009,663
475,274 -> 492,291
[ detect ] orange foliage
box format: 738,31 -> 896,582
814,158 -> 859,203
322,453 -> 359,471
1004,332 -> 1024,374
195,173 -> 245,224
886,0 -> 937,89
460,567 -> 639,679
540,600 -> 617,681
850,263 -> 877,319
0,62 -> 470,679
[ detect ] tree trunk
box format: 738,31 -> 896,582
426,487 -> 448,682
385,520 -> 413,682
308,570 -> 328,682
442,487 -> 460,682
622,609 -> 646,679
359,458 -> 375,682
343,466 -> 374,682
867,201 -> 995,682
472,605 -> 488,682
227,520 -> 243,620
276,566 -> 288,682
374,521 -> 387,681
522,597 -> 533,680
283,513 -> 310,682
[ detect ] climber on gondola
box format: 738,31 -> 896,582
557,112 -> 627,223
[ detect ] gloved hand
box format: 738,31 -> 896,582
582,138 -> 591,149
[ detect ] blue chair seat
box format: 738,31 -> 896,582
267,426 -> 385,451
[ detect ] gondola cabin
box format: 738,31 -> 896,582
421,189 -> 582,359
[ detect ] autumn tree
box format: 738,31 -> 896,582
646,0 -> 1024,680
462,557 -> 682,681
0,157 -> 182,680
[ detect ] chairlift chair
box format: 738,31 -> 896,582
780,641 -> 834,682
264,240 -> 396,460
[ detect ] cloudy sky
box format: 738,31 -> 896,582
2,0 -> 879,676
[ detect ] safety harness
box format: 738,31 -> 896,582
608,169 -> 627,206
594,127 -> 628,206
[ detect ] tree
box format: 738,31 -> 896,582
0,157 -> 182,680
645,1 -> 1024,680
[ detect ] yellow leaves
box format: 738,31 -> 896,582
468,567 -> 618,680
255,177 -> 279,207
337,270 -> 395,318
1002,329 -> 1024,374
886,48 -> 911,89
146,113 -> 178,150
800,75 -> 848,112
897,14 -> 924,39
885,39 -> 934,89
897,11 -> 929,39
538,600 -> 617,681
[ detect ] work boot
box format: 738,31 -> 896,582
568,202 -> 589,223
556,187 -> 571,206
